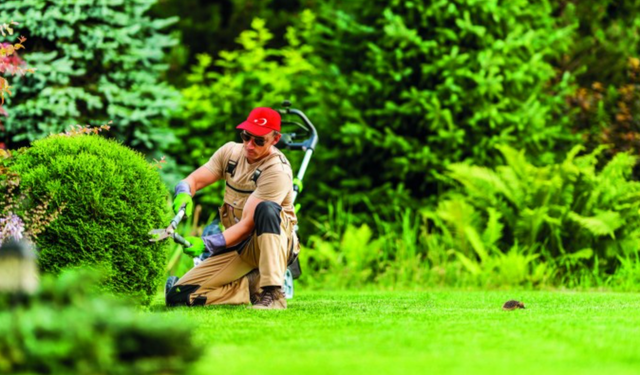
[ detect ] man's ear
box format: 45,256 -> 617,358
272,133 -> 282,145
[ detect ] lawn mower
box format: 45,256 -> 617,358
153,100 -> 318,300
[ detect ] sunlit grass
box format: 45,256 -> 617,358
152,289 -> 640,375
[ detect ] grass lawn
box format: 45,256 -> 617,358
153,290 -> 640,375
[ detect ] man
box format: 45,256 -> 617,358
165,107 -> 298,310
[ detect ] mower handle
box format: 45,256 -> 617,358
277,102 -> 318,152
277,100 -> 319,203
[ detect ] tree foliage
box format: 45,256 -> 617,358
0,0 -> 179,152
555,0 -> 640,87
570,58 -> 640,168
150,0 -> 314,85
299,0 -> 579,210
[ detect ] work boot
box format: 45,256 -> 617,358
246,269 -> 261,305
251,286 -> 287,310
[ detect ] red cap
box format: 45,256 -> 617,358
236,107 -> 281,136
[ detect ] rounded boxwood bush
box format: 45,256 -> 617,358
8,134 -> 171,305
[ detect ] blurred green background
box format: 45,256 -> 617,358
3,0 -> 640,290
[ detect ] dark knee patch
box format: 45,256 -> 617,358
254,201 -> 282,236
192,296 -> 207,306
166,284 -> 200,307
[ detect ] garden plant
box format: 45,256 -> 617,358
1,132 -> 172,306
0,270 -> 202,375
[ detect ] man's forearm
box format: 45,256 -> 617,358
200,219 -> 252,256
222,219 -> 255,247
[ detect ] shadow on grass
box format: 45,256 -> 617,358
148,301 -> 251,313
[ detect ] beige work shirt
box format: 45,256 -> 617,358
204,142 -> 297,228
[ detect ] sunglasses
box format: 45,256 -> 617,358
240,131 -> 267,146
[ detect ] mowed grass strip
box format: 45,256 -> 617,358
153,290 -> 640,375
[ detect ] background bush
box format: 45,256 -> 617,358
0,270 -> 202,375
150,0 -> 313,85
164,0 -> 584,225
554,0 -> 640,87
149,0 -> 640,289
569,59 -> 640,168
2,134 -> 171,305
558,1 -> 640,174
291,0 -> 579,214
0,0 -> 179,154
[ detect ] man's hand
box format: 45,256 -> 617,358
182,236 -> 205,257
182,233 -> 227,257
173,193 -> 193,217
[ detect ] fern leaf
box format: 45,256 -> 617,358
496,144 -> 530,178
447,164 -> 514,205
436,197 -> 478,229
464,225 -> 489,262
563,248 -> 593,260
455,251 -> 481,275
482,207 -> 503,249
567,211 -> 623,239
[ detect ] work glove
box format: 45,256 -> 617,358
173,181 -> 193,217
182,236 -> 205,257
182,233 -> 227,258
173,193 -> 193,217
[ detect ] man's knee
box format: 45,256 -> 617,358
254,201 -> 282,236
166,284 -> 200,307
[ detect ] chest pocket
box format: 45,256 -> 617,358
219,148 -> 287,229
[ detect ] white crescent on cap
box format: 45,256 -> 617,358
254,118 -> 268,126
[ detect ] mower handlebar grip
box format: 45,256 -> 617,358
277,106 -> 318,151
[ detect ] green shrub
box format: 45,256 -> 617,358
554,1 -> 640,87
149,0 -> 312,85
294,0 -> 579,215
0,270 -> 202,375
569,58 -> 640,173
300,199 -> 382,289
422,145 -> 640,285
557,1 -> 640,174
0,0 -> 179,153
3,134 -> 171,305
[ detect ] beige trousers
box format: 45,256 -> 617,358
171,203 -> 296,306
